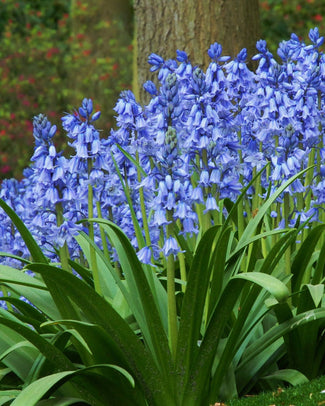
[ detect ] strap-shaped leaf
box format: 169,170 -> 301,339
291,224 -> 325,292
175,225 -> 222,397
262,368 -> 309,386
0,198 -> 79,321
236,167 -> 313,252
86,218 -> 171,377
234,272 -> 289,303
182,272 -> 289,405
10,365 -> 135,406
27,263 -> 174,405
239,307 -> 325,369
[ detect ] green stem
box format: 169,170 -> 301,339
252,168 -> 261,215
283,192 -> 292,294
178,250 -> 186,293
304,147 -> 315,211
55,202 -> 71,272
88,184 -> 102,295
166,210 -> 178,359
87,162 -> 102,295
237,128 -> 245,240
108,206 -> 122,279
96,201 -> 110,261
136,151 -> 152,248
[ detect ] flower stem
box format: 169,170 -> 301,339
88,182 -> 102,295
55,202 -> 71,273
96,201 -> 110,260
178,250 -> 186,293
87,157 -> 102,295
136,151 -> 152,248
283,192 -> 292,293
304,147 -> 315,211
166,210 -> 178,359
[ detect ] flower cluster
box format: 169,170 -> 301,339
1,28 -> 325,267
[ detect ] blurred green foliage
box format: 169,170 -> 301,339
0,0 -> 132,179
260,0 -> 325,55
1,0 -> 325,180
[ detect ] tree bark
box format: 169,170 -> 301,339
134,0 -> 260,101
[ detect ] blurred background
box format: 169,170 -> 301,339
0,0 -> 324,180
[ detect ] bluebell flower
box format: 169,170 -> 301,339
207,42 -> 230,62
3,29 -> 325,271
137,246 -> 152,264
148,53 -> 164,72
204,194 -> 219,214
33,114 -> 57,146
143,80 -> 158,95
161,236 -> 180,257
176,50 -> 188,63
308,27 -> 324,49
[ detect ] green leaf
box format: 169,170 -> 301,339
312,239 -> 325,284
224,165 -> 269,229
239,308 -> 325,370
233,272 -> 290,303
305,284 -> 324,308
36,398 -> 88,406
208,226 -> 233,319
0,310 -> 42,381
0,391 -> 21,405
181,269 -> 290,404
86,219 -> 171,376
0,265 -> 46,289
10,365 -> 134,406
0,315 -> 74,372
228,228 -> 292,263
0,266 -> 61,320
115,144 -> 147,177
27,263 -> 174,405
236,166 -> 314,251
0,341 -> 37,363
181,277 -> 245,406
291,224 -> 325,292
68,259 -> 94,287
0,252 -> 31,265
110,153 -> 146,249
262,368 -> 309,386
236,338 -> 285,395
0,367 -> 11,382
175,225 -> 222,394
1,297 -> 51,332
0,199 -> 80,321
41,319 -> 132,367
209,237 -> 296,401
74,232 -> 118,299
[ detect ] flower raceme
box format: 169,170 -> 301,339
1,29 -> 325,266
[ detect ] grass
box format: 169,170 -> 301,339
217,375 -> 325,406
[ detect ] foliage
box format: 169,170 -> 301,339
1,29 -> 325,267
0,0 -> 132,179
1,30 -> 325,404
260,0 -> 325,54
0,177 -> 325,405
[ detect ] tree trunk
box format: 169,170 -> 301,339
134,0 -> 260,101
